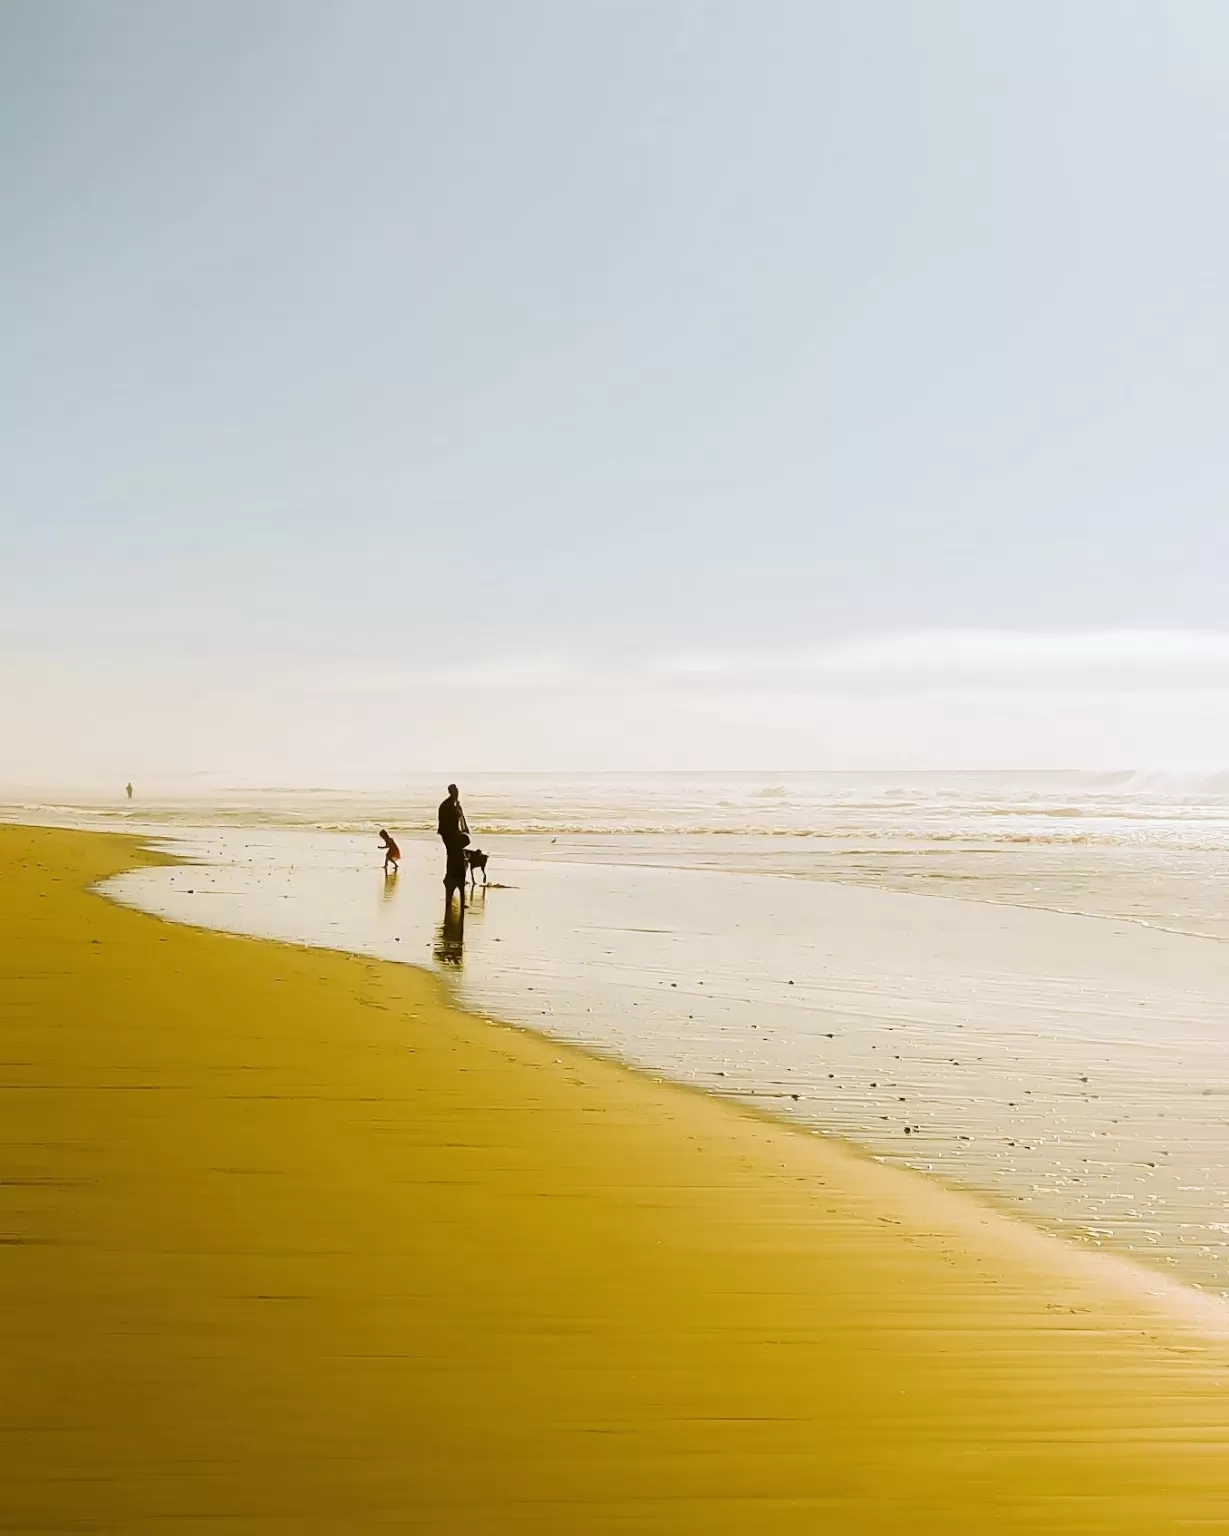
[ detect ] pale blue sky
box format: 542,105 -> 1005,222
7,2 -> 1229,778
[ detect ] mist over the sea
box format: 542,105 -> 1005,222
13,630 -> 1229,788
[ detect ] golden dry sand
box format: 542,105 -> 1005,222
4,823 -> 1229,1533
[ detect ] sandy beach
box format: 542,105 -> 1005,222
104,804 -> 1229,1298
6,823 -> 1229,1531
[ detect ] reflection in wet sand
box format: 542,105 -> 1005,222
434,892 -> 466,967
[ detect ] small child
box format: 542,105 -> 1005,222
378,828 -> 401,873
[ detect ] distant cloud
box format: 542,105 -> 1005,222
441,655 -> 586,688
323,630 -> 1229,699
314,656 -> 586,694
657,630 -> 1229,685
11,630 -> 1229,787
814,630 -> 1229,673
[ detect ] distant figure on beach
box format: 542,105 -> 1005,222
437,783 -> 470,903
378,828 -> 400,873
125,782 -> 133,800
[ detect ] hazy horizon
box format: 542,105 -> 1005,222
8,3 -> 1229,780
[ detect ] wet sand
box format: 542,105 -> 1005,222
6,824 -> 1229,1531
110,827 -> 1229,1296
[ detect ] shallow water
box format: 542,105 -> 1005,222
92,804 -> 1229,1303
19,769 -> 1229,936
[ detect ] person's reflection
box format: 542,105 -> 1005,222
381,866 -> 399,902
434,892 -> 465,967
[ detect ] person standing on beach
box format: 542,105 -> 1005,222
125,782 -> 133,800
437,783 -> 470,901
378,829 -> 400,873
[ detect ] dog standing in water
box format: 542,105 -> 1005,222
465,848 -> 489,885
378,829 -> 401,873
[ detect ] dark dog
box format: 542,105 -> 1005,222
465,848 -> 489,884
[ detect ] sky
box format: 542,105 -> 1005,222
7,1 -> 1229,783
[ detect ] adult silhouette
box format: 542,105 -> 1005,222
437,783 -> 470,904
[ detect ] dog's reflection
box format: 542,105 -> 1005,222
434,894 -> 466,967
